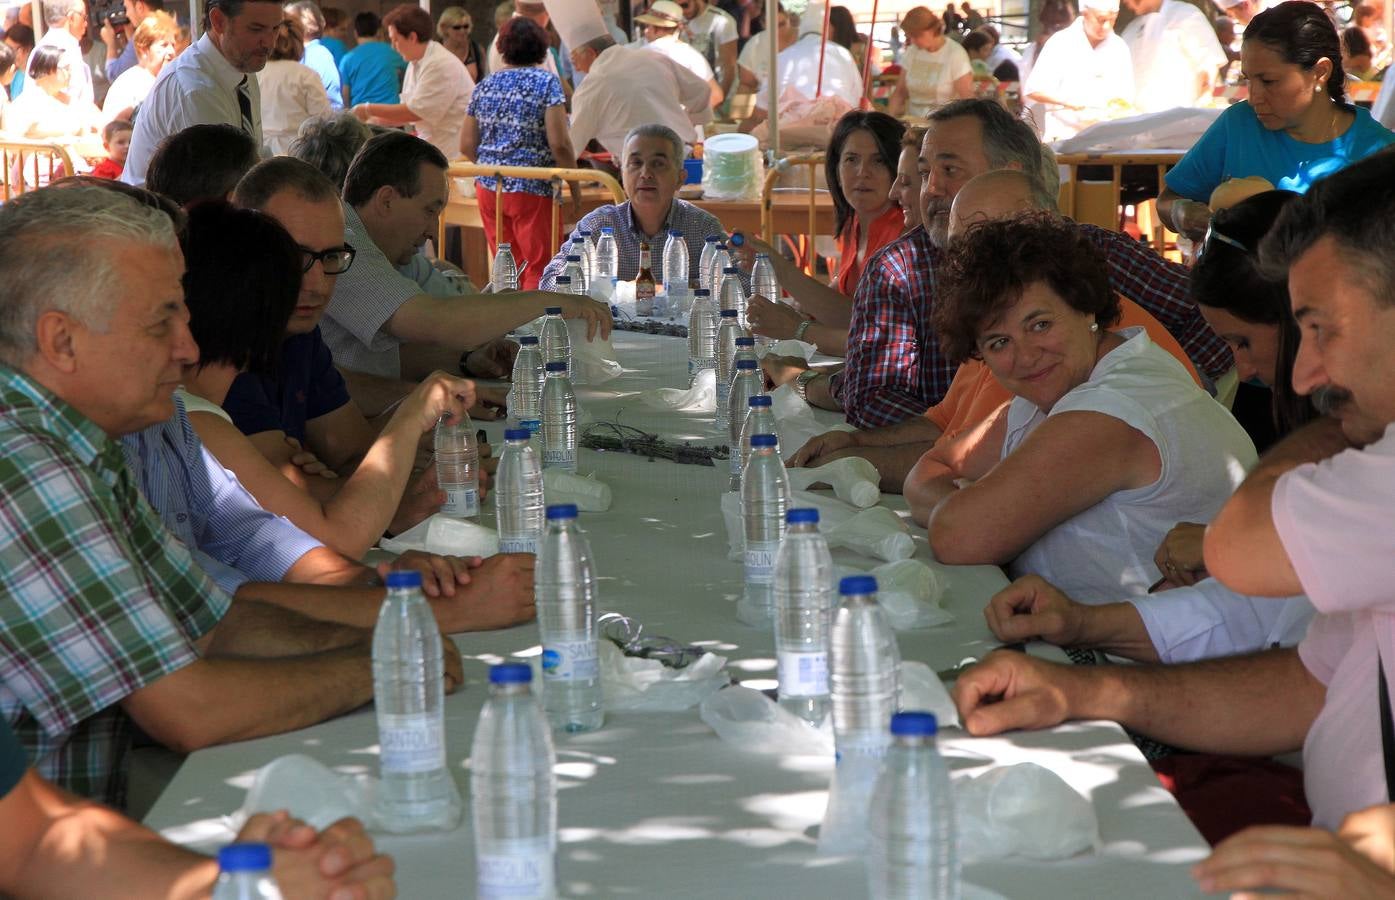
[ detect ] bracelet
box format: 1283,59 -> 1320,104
793,318 -> 813,343
793,368 -> 820,402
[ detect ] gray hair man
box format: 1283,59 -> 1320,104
30,0 -> 93,106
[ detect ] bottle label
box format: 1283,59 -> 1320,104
777,650 -> 829,698
441,486 -> 479,518
378,713 -> 445,774
542,449 -> 576,471
499,536 -> 538,555
541,639 -> 600,682
477,838 -> 554,899
730,449 -> 743,477
744,541 -> 778,585
688,357 -> 716,378
520,418 -> 542,436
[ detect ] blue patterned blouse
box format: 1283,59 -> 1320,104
468,66 -> 567,197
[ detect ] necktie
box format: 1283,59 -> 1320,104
236,76 -> 253,135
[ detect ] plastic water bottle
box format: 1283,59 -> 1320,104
434,412 -> 478,519
511,335 -> 544,436
867,712 -> 960,900
496,429 -> 545,555
752,251 -> 780,303
470,663 -> 558,900
698,234 -> 720,292
595,227 -> 618,291
541,362 -> 577,474
708,242 -> 731,297
732,392 -> 776,492
714,309 -> 745,431
563,254 -> 587,294
741,433 -> 788,627
663,229 -> 689,310
727,356 -> 762,455
577,229 -> 597,285
774,508 -> 834,724
211,844 -> 281,900
831,575 -> 902,756
540,305 -> 571,374
372,570 -> 463,832
536,504 -> 604,732
719,265 -> 748,330
493,244 -> 518,293
687,288 -> 719,381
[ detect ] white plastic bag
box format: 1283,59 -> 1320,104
698,685 -> 834,756
956,763 -> 1100,862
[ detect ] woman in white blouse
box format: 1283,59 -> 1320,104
259,17 -> 332,156
888,6 -> 973,117
101,12 -> 177,123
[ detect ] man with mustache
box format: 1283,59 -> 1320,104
123,0 -> 283,186
952,151 -> 1395,896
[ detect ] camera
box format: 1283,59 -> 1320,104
107,9 -> 129,26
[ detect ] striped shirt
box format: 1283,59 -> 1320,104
120,394 -> 324,595
0,367 -> 228,803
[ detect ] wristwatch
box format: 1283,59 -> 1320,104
458,349 -> 473,376
793,368 -> 820,401
793,318 -> 814,343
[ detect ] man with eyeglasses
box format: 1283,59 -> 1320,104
1022,0 -> 1135,142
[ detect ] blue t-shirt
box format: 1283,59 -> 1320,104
9,69 -> 25,98
320,35 -> 347,66
223,327 -> 352,442
302,39 -> 344,110
1166,102 -> 1395,200
0,715 -> 27,801
339,40 -> 406,106
468,67 -> 566,197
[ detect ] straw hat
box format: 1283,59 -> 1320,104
636,1 -> 685,27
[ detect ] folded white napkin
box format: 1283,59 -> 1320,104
826,507 -> 915,562
638,366 -> 717,412
786,456 -> 881,508
379,514 -> 500,557
956,763 -> 1100,862
600,641 -> 728,711
698,685 -> 834,756
542,469 -> 612,512
566,319 -> 623,385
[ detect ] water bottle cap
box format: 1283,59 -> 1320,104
490,662 -> 533,684
749,394 -> 772,407
705,234 -> 719,243
787,508 -> 819,524
729,232 -> 745,246
720,309 -> 737,317
723,266 -> 739,275
696,288 -> 711,297
602,226 -> 614,234
545,361 -> 568,372
890,711 -> 938,737
566,255 -> 581,262
735,336 -> 755,346
545,306 -> 563,314
736,358 -> 757,369
218,843 -> 272,873
670,229 -> 683,237
755,252 -> 770,260
579,229 -> 592,236
750,433 -> 777,447
519,335 -> 539,345
839,574 -> 878,596
498,243 -> 511,250
384,570 -> 423,589
504,428 -> 530,440
716,241 -> 727,249
546,503 -> 578,520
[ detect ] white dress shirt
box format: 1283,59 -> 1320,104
569,43 -> 710,158
102,64 -> 155,123
1122,0 -> 1227,113
1129,578 -> 1314,664
258,58 -> 332,156
400,40 -> 473,161
1023,17 -> 1134,142
123,33 -> 263,186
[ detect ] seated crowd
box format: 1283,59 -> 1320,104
3,0 -> 1395,896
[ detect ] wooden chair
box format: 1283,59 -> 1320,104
0,138 -> 78,202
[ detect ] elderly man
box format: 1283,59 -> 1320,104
285,0 -> 343,110
639,0 -> 722,108
539,123 -> 729,292
124,0 -> 282,186
767,99 -> 1231,429
1121,0 -> 1227,113
350,4 -> 472,162
319,131 -> 609,381
952,152 -> 1395,896
1023,0 -> 1134,141
28,0 -> 93,107
0,185 -> 463,806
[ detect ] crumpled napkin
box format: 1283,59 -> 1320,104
873,560 -> 953,630
786,456 -> 881,508
768,383 -> 853,461
567,319 -> 622,385
600,641 -> 729,711
542,469 -> 612,512
956,763 -> 1100,862
238,754 -> 376,832
379,514 -> 499,557
698,685 -> 834,756
826,507 -> 915,563
638,367 -> 717,412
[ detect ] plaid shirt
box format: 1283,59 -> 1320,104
0,368 -> 228,803
831,226 -> 1234,429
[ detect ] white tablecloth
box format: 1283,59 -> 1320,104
143,331 -> 1210,898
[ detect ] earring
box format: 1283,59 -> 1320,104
1089,322 -> 1099,332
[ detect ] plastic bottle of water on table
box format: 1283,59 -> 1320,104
727,356 -> 762,453
536,503 -> 604,732
714,309 -> 745,431
708,242 -> 731,301
719,265 -> 748,332
867,712 -> 960,900
471,663 -> 558,900
774,508 -> 835,724
493,244 -> 518,293
732,391 -> 776,492
562,254 -> 588,294
687,287 -> 719,381
699,234 -> 719,292
594,227 -> 618,303
540,305 -> 572,374
662,229 -> 688,317
740,433 -> 788,627
372,570 -> 463,833
496,428 -> 545,555
434,412 -> 478,519
511,334 -> 545,436
541,362 -> 577,474
751,251 -> 780,347
211,844 -> 281,900
577,229 -> 597,285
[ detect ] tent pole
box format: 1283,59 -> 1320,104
768,0 -> 779,161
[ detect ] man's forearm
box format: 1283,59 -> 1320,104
209,596 -> 372,655
805,369 -> 843,411
284,546 -> 380,588
855,416 -> 943,448
1074,602 -> 1161,663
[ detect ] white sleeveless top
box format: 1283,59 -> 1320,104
176,388 -> 234,424
1000,328 -> 1257,603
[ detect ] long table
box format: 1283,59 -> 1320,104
144,331 -> 1210,898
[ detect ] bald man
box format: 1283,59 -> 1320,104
790,168 -> 1201,491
